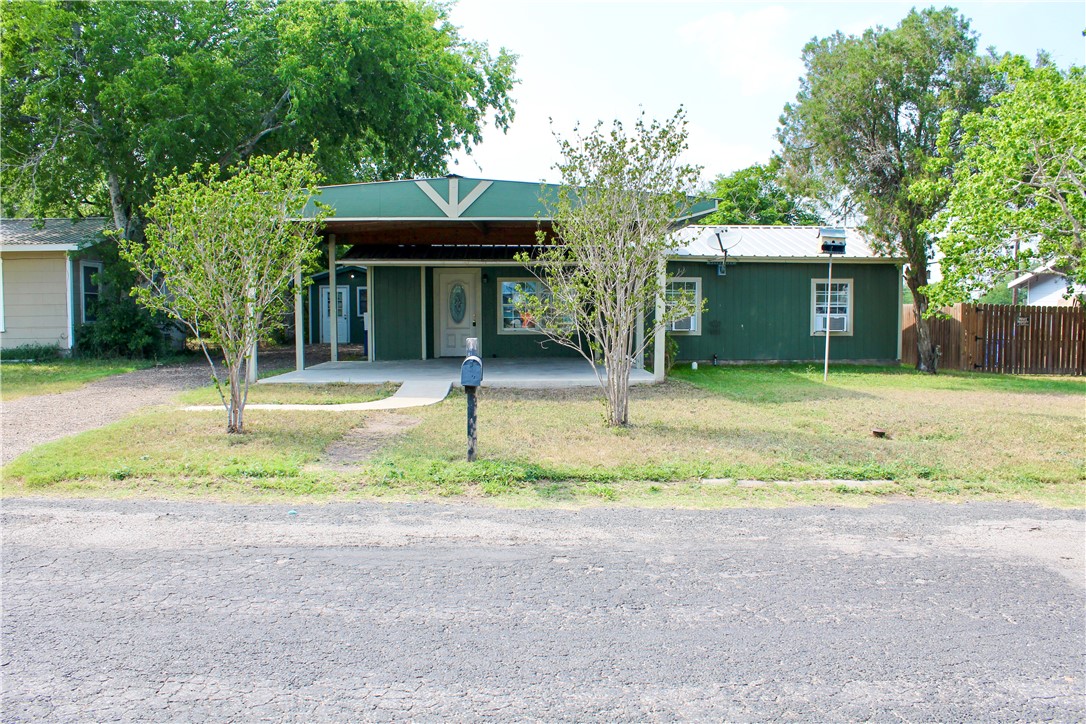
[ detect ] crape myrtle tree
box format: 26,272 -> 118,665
700,158 -> 824,227
121,152 -> 328,434
1,0 -> 517,235
515,110 -> 702,427
776,7 -> 997,372
921,57 -> 1086,308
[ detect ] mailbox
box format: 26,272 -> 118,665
461,355 -> 483,387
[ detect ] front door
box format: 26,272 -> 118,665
319,285 -> 350,344
435,269 -> 480,357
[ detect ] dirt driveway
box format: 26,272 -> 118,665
1,362 -> 211,465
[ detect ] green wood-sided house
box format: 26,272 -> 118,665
296,176 -> 903,377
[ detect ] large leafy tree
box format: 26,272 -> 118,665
777,7 -> 996,372
516,110 -> 701,427
1,0 -> 517,239
923,58 -> 1086,308
700,159 -> 823,226
122,152 -> 328,434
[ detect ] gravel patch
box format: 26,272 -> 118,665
0,345 -> 349,465
1,362 -> 212,465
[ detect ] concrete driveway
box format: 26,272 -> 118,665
2,499 -> 1083,721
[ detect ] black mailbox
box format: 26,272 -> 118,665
461,355 -> 483,387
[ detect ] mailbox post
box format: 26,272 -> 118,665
461,338 -> 483,462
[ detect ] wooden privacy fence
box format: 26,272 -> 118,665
902,303 -> 1086,374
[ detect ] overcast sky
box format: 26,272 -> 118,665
447,1 -> 1086,186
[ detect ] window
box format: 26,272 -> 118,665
811,278 -> 853,336
665,278 -> 701,335
80,261 -> 103,324
356,286 -> 368,317
499,279 -> 546,333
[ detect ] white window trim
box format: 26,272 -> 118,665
79,260 -> 104,324
356,286 -> 368,317
497,277 -> 547,335
665,277 -> 702,336
810,277 -> 854,337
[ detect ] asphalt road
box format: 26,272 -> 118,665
2,498 -> 1083,722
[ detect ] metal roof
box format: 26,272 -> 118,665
1,217 -> 109,250
306,176 -> 717,225
673,225 -> 895,261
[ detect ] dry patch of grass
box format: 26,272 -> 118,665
176,382 -> 398,406
3,365 -> 1082,507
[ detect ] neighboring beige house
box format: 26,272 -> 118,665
0,218 -> 108,353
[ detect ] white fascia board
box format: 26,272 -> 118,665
673,254 -> 900,264
1,243 -> 80,253
292,216 -> 552,223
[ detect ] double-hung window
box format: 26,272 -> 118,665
80,261 -> 103,324
665,278 -> 701,335
811,278 -> 852,335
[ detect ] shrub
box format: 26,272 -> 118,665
0,343 -> 62,361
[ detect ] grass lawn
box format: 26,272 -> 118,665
176,382 -> 398,406
1,358 -> 156,400
3,365 -> 1083,507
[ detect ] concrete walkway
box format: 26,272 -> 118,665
182,380 -> 451,412
264,358 -> 655,389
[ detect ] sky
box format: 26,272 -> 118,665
447,1 -> 1086,186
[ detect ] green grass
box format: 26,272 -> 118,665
3,364 -> 1083,507
176,382 -> 398,406
1,358 -> 157,400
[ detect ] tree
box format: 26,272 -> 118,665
515,110 -> 702,427
777,7 -> 996,372
923,58 -> 1086,308
121,152 -> 328,433
1,0 -> 517,239
700,159 -> 823,226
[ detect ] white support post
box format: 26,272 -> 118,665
328,234 -> 338,363
823,254 -> 834,382
420,266 -> 428,360
635,309 -> 645,370
653,259 -> 666,383
366,266 -> 375,361
294,266 -> 305,371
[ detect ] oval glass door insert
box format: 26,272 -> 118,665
449,283 -> 466,323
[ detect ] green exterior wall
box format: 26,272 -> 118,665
478,266 -> 580,359
667,260 -> 900,362
364,261 -> 900,362
372,266 -> 422,360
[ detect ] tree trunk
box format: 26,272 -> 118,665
905,266 -> 938,373
226,364 -> 245,433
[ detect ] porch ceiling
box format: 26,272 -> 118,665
324,219 -> 550,247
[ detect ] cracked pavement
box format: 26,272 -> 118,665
1,498 -> 1083,721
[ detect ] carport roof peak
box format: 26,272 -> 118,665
308,176 -> 716,225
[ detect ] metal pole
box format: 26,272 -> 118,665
824,253 -> 833,382
466,387 -> 477,462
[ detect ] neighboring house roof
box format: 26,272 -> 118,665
304,175 -> 718,224
673,225 -> 896,262
0,217 -> 110,252
1008,264 -> 1062,289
